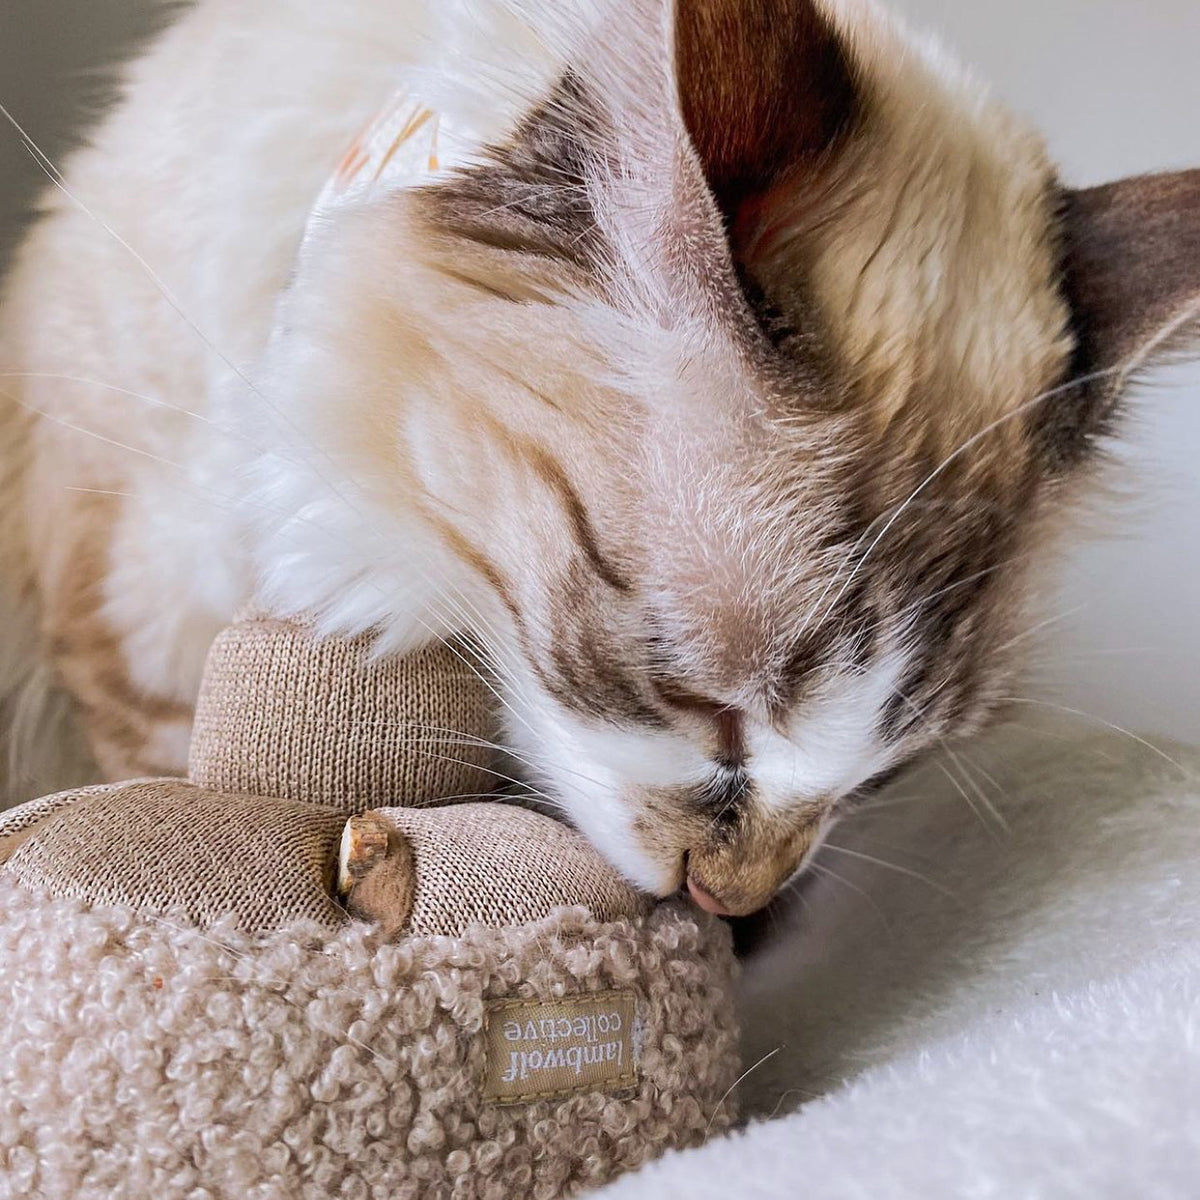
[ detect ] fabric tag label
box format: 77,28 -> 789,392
482,991 -> 639,1104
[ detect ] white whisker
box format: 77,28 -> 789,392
1000,698 -> 1197,783
805,860 -> 891,926
704,1044 -> 783,1137
806,356 -> 1157,639
820,842 -> 959,900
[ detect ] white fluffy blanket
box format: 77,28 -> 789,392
597,716 -> 1200,1198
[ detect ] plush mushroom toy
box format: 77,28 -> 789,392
0,612 -> 740,1200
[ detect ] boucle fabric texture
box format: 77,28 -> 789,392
190,615 -> 498,810
0,614 -> 743,1198
0,887 -> 739,1200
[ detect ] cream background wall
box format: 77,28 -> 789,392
1,0 -> 1197,740
892,0 -> 1200,743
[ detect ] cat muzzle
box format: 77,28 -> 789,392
684,839 -> 806,918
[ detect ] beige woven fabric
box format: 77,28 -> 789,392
3,780 -> 347,931
376,804 -> 651,936
0,617 -> 646,936
0,781 -> 131,865
189,616 -> 498,811
0,784 -> 646,937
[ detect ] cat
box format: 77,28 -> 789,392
0,0 -> 1197,916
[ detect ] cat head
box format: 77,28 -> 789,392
255,0 -> 1200,914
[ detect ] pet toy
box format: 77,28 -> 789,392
0,612 -> 740,1199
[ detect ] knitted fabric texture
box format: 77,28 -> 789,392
378,805 -> 651,936
0,781 -> 348,931
0,787 -> 649,938
0,882 -> 740,1200
189,615 -> 498,810
0,781 -> 124,860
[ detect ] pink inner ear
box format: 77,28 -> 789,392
674,0 -> 860,216
728,177 -> 804,271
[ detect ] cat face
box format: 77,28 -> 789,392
255,0 -> 1200,914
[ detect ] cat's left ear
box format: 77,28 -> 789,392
1054,170 -> 1200,459
671,0 -> 860,221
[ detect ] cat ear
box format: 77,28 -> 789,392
1044,170 -> 1200,468
672,0 -> 859,219
1062,170 -> 1200,387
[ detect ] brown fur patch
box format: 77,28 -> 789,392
423,72 -> 606,274
517,440 -> 634,594
1051,170 -> 1200,468
41,495 -> 193,779
675,0 -> 860,213
633,787 -> 821,917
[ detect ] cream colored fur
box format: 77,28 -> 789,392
774,1 -> 1072,445
0,0 -> 1084,904
0,0 -> 444,796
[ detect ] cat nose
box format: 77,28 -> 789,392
686,873 -> 734,917
683,833 -> 808,917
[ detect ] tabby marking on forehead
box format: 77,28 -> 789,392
424,72 -> 609,275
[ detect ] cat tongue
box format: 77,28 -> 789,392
687,876 -> 732,917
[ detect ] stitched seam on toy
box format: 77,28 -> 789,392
480,989 -> 640,1105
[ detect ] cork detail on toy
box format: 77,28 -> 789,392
338,812 -> 417,936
